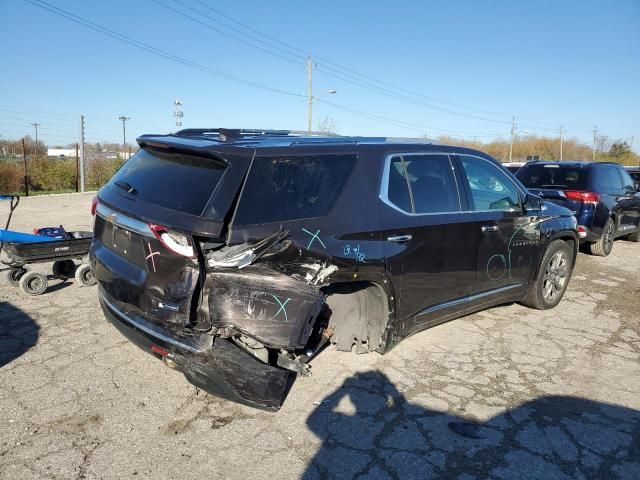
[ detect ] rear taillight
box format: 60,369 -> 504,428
577,226 -> 587,238
565,191 -> 600,205
149,224 -> 195,257
91,196 -> 98,216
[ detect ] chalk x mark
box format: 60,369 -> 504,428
271,295 -> 291,322
302,228 -> 327,250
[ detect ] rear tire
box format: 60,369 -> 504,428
19,271 -> 48,296
52,260 -> 76,279
5,267 -> 27,287
627,230 -> 640,242
75,264 -> 96,287
588,218 -> 615,256
521,239 -> 573,310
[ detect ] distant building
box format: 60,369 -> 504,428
47,148 -> 76,157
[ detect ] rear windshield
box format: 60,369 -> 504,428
108,148 -> 225,216
516,164 -> 589,190
233,154 -> 356,225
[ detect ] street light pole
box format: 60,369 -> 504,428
559,126 -> 564,161
31,122 -> 40,155
118,116 -> 130,159
307,56 -> 313,133
509,116 -> 516,162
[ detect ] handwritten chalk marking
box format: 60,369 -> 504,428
146,242 -> 160,273
302,228 -> 327,250
271,295 -> 291,322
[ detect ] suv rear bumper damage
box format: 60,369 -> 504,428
99,289 -> 295,410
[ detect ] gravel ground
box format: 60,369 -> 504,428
1,193 -> 639,479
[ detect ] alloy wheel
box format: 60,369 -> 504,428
542,251 -> 568,302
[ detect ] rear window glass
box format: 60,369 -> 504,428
516,165 -> 588,190
233,154 -> 356,225
108,148 -> 225,216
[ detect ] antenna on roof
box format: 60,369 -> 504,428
173,99 -> 183,127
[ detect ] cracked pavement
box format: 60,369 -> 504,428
1,193 -> 639,479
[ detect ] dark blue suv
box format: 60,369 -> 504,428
517,161 -> 640,256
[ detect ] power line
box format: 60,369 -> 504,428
24,0 -> 306,99
182,0 -> 593,130
151,0 -> 303,65
316,99 -> 504,138
155,0 -> 514,126
23,0 -> 505,139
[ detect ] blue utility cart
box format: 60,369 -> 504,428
1,195 -> 95,295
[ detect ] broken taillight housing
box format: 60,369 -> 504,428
149,224 -> 195,257
564,191 -> 600,205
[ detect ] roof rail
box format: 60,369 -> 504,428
174,128 -> 341,141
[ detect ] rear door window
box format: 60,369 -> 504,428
460,155 -> 521,211
386,154 -> 461,214
108,148 -> 226,216
516,165 -> 588,190
595,167 -> 623,194
233,154 -> 356,225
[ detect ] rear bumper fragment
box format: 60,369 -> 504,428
99,289 -> 295,411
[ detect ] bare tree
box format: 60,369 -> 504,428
317,117 -> 337,134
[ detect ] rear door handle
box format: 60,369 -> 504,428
481,225 -> 499,233
387,234 -> 412,243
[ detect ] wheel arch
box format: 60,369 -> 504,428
321,279 -> 394,354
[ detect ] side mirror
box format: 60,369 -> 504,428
524,193 -> 543,212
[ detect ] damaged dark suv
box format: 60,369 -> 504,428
90,128 -> 578,410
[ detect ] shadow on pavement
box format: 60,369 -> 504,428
304,371 -> 640,479
0,301 -> 40,368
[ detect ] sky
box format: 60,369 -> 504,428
1,0 -> 638,149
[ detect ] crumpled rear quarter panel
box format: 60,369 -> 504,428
207,265 -> 324,349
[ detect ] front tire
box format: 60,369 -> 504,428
75,264 -> 96,287
521,240 -> 573,310
5,267 -> 27,287
588,217 -> 615,256
19,271 -> 48,296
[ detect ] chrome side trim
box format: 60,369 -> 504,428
96,203 -> 154,238
100,291 -> 201,354
417,284 -> 522,317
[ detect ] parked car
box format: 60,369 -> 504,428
503,161 -> 527,174
90,129 -> 578,410
517,161 -> 640,256
625,166 -> 640,191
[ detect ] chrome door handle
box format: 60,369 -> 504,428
481,225 -> 499,233
387,234 -> 412,243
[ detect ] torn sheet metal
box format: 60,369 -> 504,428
205,265 -> 324,349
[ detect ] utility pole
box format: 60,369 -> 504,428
559,126 -> 564,161
307,56 -> 313,133
118,115 -> 130,159
509,115 -> 516,162
173,100 -> 183,128
75,143 -> 79,193
592,126 -> 598,161
31,122 -> 40,155
22,138 -> 29,196
79,115 -> 86,192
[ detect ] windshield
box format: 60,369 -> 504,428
516,165 -> 589,190
108,148 -> 226,216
